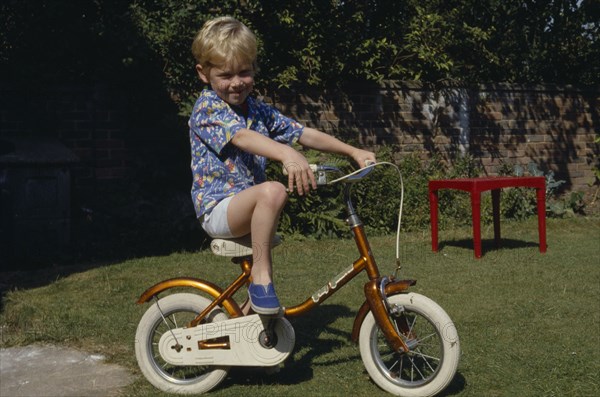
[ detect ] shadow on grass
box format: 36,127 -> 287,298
439,372 -> 467,396
216,304 -> 467,395
0,216 -> 203,304
438,237 -> 542,257
0,187 -> 220,313
0,225 -> 211,306
217,304 -> 356,389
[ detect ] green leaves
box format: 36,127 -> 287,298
3,0 -> 597,97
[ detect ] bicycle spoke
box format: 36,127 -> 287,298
409,348 -> 440,363
398,355 -> 404,377
406,354 -> 427,380
407,314 -> 417,332
413,349 -> 438,373
388,357 -> 400,373
370,303 -> 448,387
155,298 -> 181,346
415,331 -> 437,344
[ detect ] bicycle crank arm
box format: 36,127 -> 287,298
158,314 -> 295,367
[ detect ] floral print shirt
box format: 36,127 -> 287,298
189,89 -> 304,218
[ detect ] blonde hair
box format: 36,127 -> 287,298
192,16 -> 257,71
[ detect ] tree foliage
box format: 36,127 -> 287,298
1,0 -> 598,102
0,0 -> 146,85
127,1 -> 599,93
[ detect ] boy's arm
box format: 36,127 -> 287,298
298,127 -> 376,167
231,128 -> 316,195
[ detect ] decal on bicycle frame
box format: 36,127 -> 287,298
311,264 -> 355,303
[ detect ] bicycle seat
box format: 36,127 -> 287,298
210,235 -> 282,257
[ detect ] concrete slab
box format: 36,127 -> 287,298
0,345 -> 133,397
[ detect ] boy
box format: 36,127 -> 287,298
189,16 -> 375,315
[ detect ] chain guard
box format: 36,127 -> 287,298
158,314 -> 295,367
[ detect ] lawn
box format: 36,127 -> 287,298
1,216 -> 599,396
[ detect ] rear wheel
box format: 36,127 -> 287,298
359,293 -> 460,396
135,293 -> 229,394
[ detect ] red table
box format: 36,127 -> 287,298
429,176 -> 547,258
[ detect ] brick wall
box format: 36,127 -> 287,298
263,82 -> 599,193
1,82 -> 598,194
470,85 -> 598,192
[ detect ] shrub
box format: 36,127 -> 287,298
272,151 -> 591,240
270,148 -> 494,239
266,149 -> 350,240
498,161 -> 586,218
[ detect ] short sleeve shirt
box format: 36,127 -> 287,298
189,89 -> 304,218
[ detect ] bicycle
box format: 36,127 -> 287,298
134,163 -> 460,396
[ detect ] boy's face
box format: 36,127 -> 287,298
197,62 -> 255,106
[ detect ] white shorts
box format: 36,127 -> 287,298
201,196 -> 234,238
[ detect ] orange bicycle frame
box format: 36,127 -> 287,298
137,221 -> 415,352
137,167 -> 416,352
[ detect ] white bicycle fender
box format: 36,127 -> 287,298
158,314 -> 295,367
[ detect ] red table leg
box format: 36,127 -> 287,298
491,189 -> 501,248
430,188 -> 439,252
471,191 -> 482,258
430,176 -> 545,258
536,186 -> 547,253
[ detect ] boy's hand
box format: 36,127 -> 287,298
351,148 -> 377,168
282,150 -> 317,196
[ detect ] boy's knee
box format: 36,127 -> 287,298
261,181 -> 288,205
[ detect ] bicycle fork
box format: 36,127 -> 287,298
348,207 -> 414,354
364,278 -> 411,353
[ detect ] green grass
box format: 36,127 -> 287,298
1,217 -> 599,396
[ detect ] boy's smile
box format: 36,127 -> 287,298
197,63 -> 255,106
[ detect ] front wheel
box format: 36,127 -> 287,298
359,292 -> 460,397
135,293 -> 230,394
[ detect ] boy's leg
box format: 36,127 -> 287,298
227,181 -> 288,285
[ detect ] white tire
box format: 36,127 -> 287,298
359,293 -> 460,396
135,293 -> 229,394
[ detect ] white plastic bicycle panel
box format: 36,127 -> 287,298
158,314 -> 295,367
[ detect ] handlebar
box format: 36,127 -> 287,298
326,161 -> 376,185
283,161 -> 377,186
